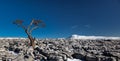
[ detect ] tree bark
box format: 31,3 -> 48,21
25,30 -> 35,49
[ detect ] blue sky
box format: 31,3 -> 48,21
0,0 -> 120,38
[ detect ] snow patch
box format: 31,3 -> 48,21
67,58 -> 82,61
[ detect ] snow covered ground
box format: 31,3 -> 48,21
67,58 -> 82,61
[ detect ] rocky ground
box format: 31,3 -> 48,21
0,38 -> 119,61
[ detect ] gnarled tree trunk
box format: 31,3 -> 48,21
25,30 -> 35,49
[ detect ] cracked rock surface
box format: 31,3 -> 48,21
0,38 -> 119,61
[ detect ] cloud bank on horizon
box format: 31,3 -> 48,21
69,34 -> 120,40
0,34 -> 120,40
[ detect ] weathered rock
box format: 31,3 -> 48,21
0,38 -> 119,61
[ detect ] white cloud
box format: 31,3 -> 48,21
70,34 -> 120,40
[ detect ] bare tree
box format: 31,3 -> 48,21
13,19 -> 45,49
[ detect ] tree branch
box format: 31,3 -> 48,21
27,19 -> 34,31
29,26 -> 39,34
